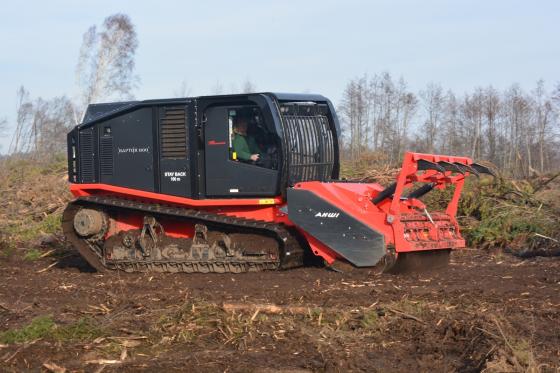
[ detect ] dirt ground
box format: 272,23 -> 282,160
0,244 -> 559,373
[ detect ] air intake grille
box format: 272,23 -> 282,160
281,104 -> 335,185
79,130 -> 95,183
160,107 -> 187,159
100,136 -> 113,175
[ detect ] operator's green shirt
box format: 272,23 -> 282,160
232,133 -> 260,161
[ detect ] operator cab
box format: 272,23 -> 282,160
200,94 -> 339,198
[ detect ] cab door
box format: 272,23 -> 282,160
203,99 -> 279,198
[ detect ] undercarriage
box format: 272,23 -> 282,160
62,196 -> 305,273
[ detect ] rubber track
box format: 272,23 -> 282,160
62,196 -> 305,273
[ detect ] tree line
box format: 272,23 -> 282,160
338,73 -> 560,177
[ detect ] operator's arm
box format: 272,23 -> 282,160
247,136 -> 261,155
232,134 -> 253,161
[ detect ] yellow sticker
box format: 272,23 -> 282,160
232,151 -> 237,160
258,198 -> 276,205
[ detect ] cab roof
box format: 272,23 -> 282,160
80,92 -> 330,127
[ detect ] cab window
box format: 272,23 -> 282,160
228,106 -> 278,169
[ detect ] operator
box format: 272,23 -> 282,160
232,116 -> 261,162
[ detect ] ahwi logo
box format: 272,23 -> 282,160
314,212 -> 340,218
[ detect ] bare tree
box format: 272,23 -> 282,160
0,117 -> 7,152
9,86 -> 73,158
338,77 -> 368,160
227,82 -> 238,94
76,13 -> 139,121
552,82 -> 560,104
439,90 -> 465,155
241,79 -> 257,93
173,79 -> 191,97
31,96 -> 74,156
532,80 -> 553,173
9,86 -> 33,154
211,81 -> 224,95
502,85 -> 533,176
389,77 -> 417,161
483,86 -> 500,165
419,83 -> 444,153
0,118 -> 7,137
464,88 -> 485,159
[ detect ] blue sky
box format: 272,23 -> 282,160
0,0 -> 558,150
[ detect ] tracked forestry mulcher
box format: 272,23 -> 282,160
63,93 -> 493,274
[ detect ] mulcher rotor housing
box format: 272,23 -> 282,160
64,93 -> 492,273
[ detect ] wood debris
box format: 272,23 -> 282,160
42,362 -> 67,373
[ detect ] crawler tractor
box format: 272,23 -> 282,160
64,93 -> 492,273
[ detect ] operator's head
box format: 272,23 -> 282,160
233,116 -> 248,134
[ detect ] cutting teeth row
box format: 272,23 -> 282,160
417,159 -> 495,177
469,163 -> 496,177
371,153 -> 496,205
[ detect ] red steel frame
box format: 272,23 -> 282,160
69,183 -> 290,240
388,152 -> 472,219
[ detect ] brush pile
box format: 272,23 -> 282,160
340,152 -> 399,185
430,173 -> 560,257
0,156 -> 72,246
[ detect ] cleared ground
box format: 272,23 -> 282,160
0,244 -> 559,372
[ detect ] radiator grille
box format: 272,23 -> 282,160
79,130 -> 95,183
100,136 -> 113,175
160,107 -> 187,159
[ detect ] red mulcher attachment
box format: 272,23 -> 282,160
287,152 -> 494,272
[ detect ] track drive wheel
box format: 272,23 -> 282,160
62,202 -> 107,272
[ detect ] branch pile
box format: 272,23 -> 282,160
428,173 -> 560,257
0,157 -> 72,245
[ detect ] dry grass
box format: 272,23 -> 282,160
480,316 -> 543,373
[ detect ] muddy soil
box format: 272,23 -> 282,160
0,247 -> 559,372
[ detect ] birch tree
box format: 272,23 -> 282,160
76,13 -> 139,121
532,80 -> 553,173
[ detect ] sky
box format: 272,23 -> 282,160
0,0 -> 559,151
